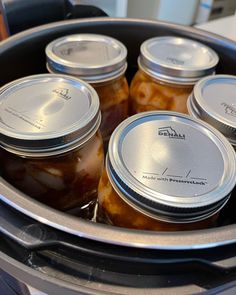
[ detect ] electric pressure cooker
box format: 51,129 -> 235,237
0,18 -> 236,295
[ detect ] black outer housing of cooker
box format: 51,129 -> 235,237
0,18 -> 236,295
0,0 -> 108,35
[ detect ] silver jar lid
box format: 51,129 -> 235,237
187,75 -> 236,147
0,74 -> 101,156
139,36 -> 219,85
107,111 -> 236,223
46,34 -> 127,83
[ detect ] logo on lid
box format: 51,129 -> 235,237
221,102 -> 236,118
158,126 -> 185,140
52,88 -> 71,101
60,44 -> 86,56
166,57 -> 184,65
60,47 -> 74,56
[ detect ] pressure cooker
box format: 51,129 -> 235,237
0,18 -> 236,295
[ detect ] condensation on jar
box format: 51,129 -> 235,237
97,112 -> 236,231
187,74 -> 236,151
0,74 -> 104,218
46,34 -> 129,143
130,36 -> 219,115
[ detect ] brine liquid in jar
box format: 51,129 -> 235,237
130,36 -> 219,115
91,75 -> 129,141
0,74 -> 104,219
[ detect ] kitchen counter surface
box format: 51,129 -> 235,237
195,14 -> 236,42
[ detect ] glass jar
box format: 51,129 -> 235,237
130,36 -> 219,115
0,74 -> 104,218
46,34 -> 129,142
187,74 -> 236,151
90,76 -> 129,141
97,112 -> 236,231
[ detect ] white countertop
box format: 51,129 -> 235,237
196,14 -> 236,41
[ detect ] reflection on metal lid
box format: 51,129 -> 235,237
46,34 -> 127,82
0,74 -> 101,156
107,111 -> 236,223
139,36 -> 219,84
187,75 -> 236,146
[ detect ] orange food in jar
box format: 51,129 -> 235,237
98,169 -> 219,231
130,69 -> 193,114
46,34 -> 129,142
0,74 -> 104,218
130,36 -> 219,115
97,111 -> 236,231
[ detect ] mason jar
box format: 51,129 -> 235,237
97,111 -> 236,231
130,36 -> 219,115
46,34 -> 129,143
187,74 -> 236,150
0,74 -> 104,218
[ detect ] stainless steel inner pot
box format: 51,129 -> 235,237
0,18 -> 236,295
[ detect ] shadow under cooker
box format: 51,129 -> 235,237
0,17 -> 236,295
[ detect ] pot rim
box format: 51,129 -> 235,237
1,177 -> 236,250
1,17 -> 236,250
0,17 -> 236,55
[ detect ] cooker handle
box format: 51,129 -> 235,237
0,201 -> 60,249
1,201 -> 236,274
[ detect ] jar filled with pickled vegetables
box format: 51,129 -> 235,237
130,36 -> 219,115
46,34 -> 129,143
187,75 -> 236,150
0,74 -> 104,218
97,111 -> 236,231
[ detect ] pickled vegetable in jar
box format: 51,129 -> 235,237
97,112 -> 236,231
46,34 -> 129,142
187,75 -> 236,151
0,74 -> 104,218
130,37 -> 219,115
89,76 -> 129,141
